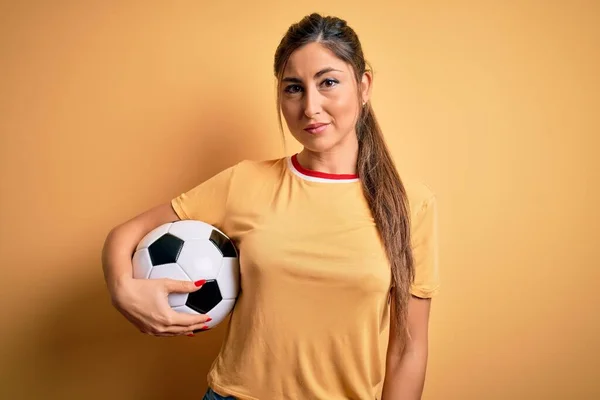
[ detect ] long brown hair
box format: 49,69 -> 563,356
273,13 -> 414,343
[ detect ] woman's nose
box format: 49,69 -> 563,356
303,87 -> 322,118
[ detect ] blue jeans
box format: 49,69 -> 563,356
203,387 -> 236,400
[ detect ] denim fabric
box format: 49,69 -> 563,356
202,387 -> 236,400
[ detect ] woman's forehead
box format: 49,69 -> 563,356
283,43 -> 349,77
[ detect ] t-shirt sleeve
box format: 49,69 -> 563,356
170,163 -> 238,230
409,194 -> 441,298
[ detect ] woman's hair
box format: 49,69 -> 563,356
273,13 -> 414,343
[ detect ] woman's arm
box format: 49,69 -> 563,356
102,202 -> 181,294
381,294 -> 432,400
101,202 -> 210,336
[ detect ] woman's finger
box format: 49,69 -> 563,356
168,308 -> 212,327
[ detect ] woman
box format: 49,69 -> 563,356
102,13 -> 440,400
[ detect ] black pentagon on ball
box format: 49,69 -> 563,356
209,229 -> 237,258
147,233 -> 184,266
186,280 -> 222,314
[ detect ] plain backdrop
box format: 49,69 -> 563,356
0,1 -> 598,399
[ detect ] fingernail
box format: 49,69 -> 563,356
201,325 -> 209,330
194,280 -> 206,287
187,334 -> 194,337
206,317 -> 212,322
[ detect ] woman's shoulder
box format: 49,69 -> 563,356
229,156 -> 287,180
400,174 -> 437,217
236,156 -> 286,169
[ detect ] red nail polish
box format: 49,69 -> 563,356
201,325 -> 209,330
206,317 -> 212,322
187,334 -> 194,337
194,280 -> 206,287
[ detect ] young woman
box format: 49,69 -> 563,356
102,13 -> 440,400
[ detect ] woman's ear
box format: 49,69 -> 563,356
360,70 -> 373,104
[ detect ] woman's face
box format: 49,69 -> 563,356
279,42 -> 371,153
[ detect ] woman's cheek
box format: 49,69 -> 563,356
281,103 -> 299,130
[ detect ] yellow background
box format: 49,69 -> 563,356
1,1 -> 598,399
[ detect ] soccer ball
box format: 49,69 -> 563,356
132,220 -> 240,330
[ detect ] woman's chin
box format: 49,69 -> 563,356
291,130 -> 329,147
292,128 -> 357,153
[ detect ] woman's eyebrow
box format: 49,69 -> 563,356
282,67 -> 343,83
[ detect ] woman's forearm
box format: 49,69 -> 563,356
381,345 -> 428,400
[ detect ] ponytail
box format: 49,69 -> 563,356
357,102 -> 414,342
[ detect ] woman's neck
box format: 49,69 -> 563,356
296,146 -> 358,176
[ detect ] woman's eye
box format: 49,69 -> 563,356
284,85 -> 302,94
323,78 -> 338,88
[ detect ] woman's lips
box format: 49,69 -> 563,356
304,123 -> 330,134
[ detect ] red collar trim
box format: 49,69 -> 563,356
291,154 -> 359,180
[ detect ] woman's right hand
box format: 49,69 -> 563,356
110,277 -> 211,337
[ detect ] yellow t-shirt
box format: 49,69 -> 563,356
170,154 -> 440,400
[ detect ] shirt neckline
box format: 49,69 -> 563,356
287,153 -> 360,184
